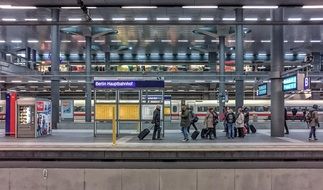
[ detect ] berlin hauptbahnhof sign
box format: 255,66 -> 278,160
93,78 -> 165,89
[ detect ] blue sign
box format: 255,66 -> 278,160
304,77 -> 311,90
94,80 -> 164,88
283,75 -> 297,91
257,83 -> 267,96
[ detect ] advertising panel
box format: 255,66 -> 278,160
61,100 -> 74,119
36,101 -> 52,136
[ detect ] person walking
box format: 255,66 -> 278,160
284,108 -> 289,134
151,105 -> 161,140
204,107 -> 216,140
236,107 -> 245,138
244,107 -> 250,133
225,109 -> 235,139
180,105 -> 190,142
308,104 -> 319,141
187,107 -> 198,133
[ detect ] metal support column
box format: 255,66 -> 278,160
312,52 -> 322,72
26,47 -> 31,64
50,9 -> 60,129
85,36 -> 92,122
271,8 -> 285,137
105,52 -> 110,71
219,36 -> 226,114
32,49 -> 37,62
208,52 -> 217,72
235,8 -> 244,111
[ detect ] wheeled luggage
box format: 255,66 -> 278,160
191,130 -> 200,140
249,124 -> 256,133
138,128 -> 151,140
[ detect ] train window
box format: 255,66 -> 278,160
74,106 -> 85,112
197,106 -> 208,112
172,106 -> 178,113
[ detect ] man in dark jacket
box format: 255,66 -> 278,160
152,105 -> 161,140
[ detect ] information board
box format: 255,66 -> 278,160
304,77 -> 311,90
257,83 -> 268,96
95,104 -> 115,120
119,104 -> 139,120
141,105 -> 163,120
283,75 -> 297,91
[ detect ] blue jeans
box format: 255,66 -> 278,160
309,126 -> 316,139
227,123 -> 234,138
181,127 -> 189,140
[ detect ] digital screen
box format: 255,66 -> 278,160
283,75 -> 297,91
257,84 -> 267,96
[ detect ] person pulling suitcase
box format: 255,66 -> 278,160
152,105 -> 162,140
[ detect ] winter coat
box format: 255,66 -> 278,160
152,108 -> 161,126
204,111 -> 215,128
235,112 -> 245,128
309,110 -> 319,127
180,109 -> 190,128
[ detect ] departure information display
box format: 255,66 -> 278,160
257,84 -> 268,96
283,75 -> 297,91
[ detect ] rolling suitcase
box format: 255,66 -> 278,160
138,126 -> 153,140
249,124 -> 256,133
201,128 -> 208,139
191,130 -> 200,140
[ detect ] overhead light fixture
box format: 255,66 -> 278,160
310,17 -> 323,21
211,40 -> 219,42
2,18 -> 16,21
261,40 -> 271,43
28,40 -> 39,43
258,53 -> 267,56
194,40 -> 205,42
87,7 -> 97,9
24,18 -> 38,21
244,18 -> 258,21
288,18 -> 302,21
284,40 -> 288,43
77,40 -> 86,43
294,40 -> 305,43
61,7 -> 80,9
11,80 -> 22,83
112,17 -> 126,21
111,40 -> 121,42
182,6 -> 218,9
92,18 -> 104,21
68,18 -> 82,21
134,17 -> 148,21
94,40 -> 105,43
222,17 -> 235,21
298,53 -> 306,56
200,17 -> 214,21
61,40 -> 71,43
302,5 -> 323,8
195,80 -> 206,83
244,40 -> 255,42
77,80 -> 86,83
128,40 -> 138,42
310,40 -> 321,42
44,40 -> 52,43
161,39 -> 172,42
242,6 -> 278,9
156,17 -> 169,21
144,40 -> 155,42
121,6 -> 157,9
28,80 -> 38,83
11,40 -> 22,43
178,40 -> 188,42
285,53 -> 293,56
46,18 -> 52,21
0,40 -> 5,43
0,5 -> 37,9
228,40 -> 235,43
266,18 -> 271,21
178,17 -> 192,21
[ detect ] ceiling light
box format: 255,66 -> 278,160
77,40 -> 86,43
228,40 -> 235,43
310,17 -> 323,21
200,17 -> 214,21
302,5 -> 323,8
28,80 -> 38,83
11,40 -> 22,43
298,53 -> 306,56
0,80 -> 5,82
0,5 -> 36,9
194,40 -> 205,42
128,40 -> 138,42
61,40 -> 71,43
244,18 -> 258,21
258,53 -> 267,56
211,40 -> 219,42
134,17 -> 148,21
156,17 -> 169,21
61,7 -> 80,9
112,17 -> 126,21
261,40 -> 271,43
178,17 -> 192,21
121,6 -> 157,9
285,53 -> 293,56
161,40 -> 172,42
44,40 -> 52,43
0,40 -> 5,43
310,40 -> 321,42
111,40 -> 121,42
244,40 -> 255,42
222,17 -> 235,21
242,6 -> 278,9
28,40 -> 39,43
94,40 -> 105,43
178,40 -> 188,42
294,40 -> 304,43
288,18 -> 302,21
24,18 -> 38,21
284,40 -> 288,43
44,80 -> 50,83
182,6 -> 218,8
11,80 -> 22,83
68,18 -> 82,21
46,18 -> 52,21
87,7 -> 97,9
2,18 -> 16,21
77,80 -> 86,83
144,40 -> 155,42
195,80 -> 206,83
92,18 -> 104,21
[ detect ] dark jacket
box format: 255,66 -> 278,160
180,109 -> 190,127
292,108 -> 297,115
226,112 -> 236,124
152,108 -> 161,126
285,108 -> 288,120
